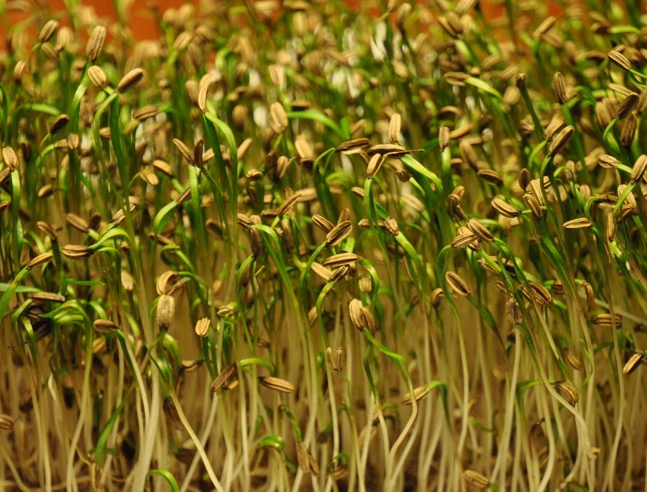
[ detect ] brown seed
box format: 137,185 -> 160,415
529,281 -> 552,306
620,113 -> 637,146
259,375 -> 295,393
336,138 -> 371,153
593,312 -> 622,328
548,125 -> 574,156
133,105 -> 159,121
87,65 -> 108,90
26,252 -> 53,269
466,219 -> 493,242
277,192 -> 301,216
194,317 -> 211,337
65,213 -> 89,232
555,380 -> 579,404
389,113 -> 401,143
477,169 -> 503,185
311,262 -> 332,282
445,271 -> 470,297
156,295 -> 175,329
492,198 -> 520,218
249,227 -> 263,258
326,221 -> 353,247
623,352 -> 644,375
608,49 -> 632,71
93,319 -> 118,334
533,16 -> 556,38
269,102 -> 289,134
564,348 -> 583,371
630,155 -> 647,183
37,221 -> 58,240
451,231 -> 478,249
61,244 -> 93,259
116,68 -> 144,93
551,72 -> 569,104
349,298 -> 365,331
523,193 -> 543,218
366,154 -> 384,179
322,252 -> 361,268
615,92 -> 639,119
86,25 -> 107,61
49,114 -> 70,135
563,218 -> 592,229
518,168 -> 530,191
0,414 -> 15,431
598,154 -> 619,169
38,19 -> 59,43
210,363 -> 238,393
172,138 -> 194,165
312,214 -> 334,234
2,147 -> 18,171
463,469 -> 490,489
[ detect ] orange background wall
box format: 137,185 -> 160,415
1,0 -> 561,47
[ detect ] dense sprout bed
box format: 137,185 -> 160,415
1,0 -> 647,490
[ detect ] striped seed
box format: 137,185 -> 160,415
349,299 -> 365,331
492,198 -> 520,218
0,414 -> 14,431
523,194 -> 543,218
548,125 -> 574,156
336,138 -> 370,153
88,65 -> 108,89
555,380 -> 579,404
326,221 -> 353,247
2,147 -> 18,171
277,192 -> 301,216
30,291 -> 65,303
172,138 -> 194,165
86,25 -> 107,61
61,244 -> 93,259
466,219 -> 493,242
477,169 -> 503,185
366,154 -> 384,179
269,102 -> 288,134
630,155 -> 647,183
156,295 -> 175,329
451,231 -> 478,249
133,105 -> 159,121
551,72 -> 569,104
623,352 -> 644,376
322,252 -> 361,268
49,114 -> 70,134
121,271 -> 135,292
608,49 -> 632,71
210,363 -> 238,393
529,281 -> 552,306
312,214 -> 334,233
593,312 -> 622,328
620,113 -> 638,146
37,221 -> 58,240
463,470 -> 490,489
116,68 -> 144,93
26,252 -> 53,269
389,113 -> 401,143
311,262 -> 332,282
38,19 -> 59,43
615,92 -> 639,119
259,376 -> 295,393
445,271 -> 470,297
402,384 -> 432,405
563,218 -> 592,229
506,298 -> 523,325
156,271 -> 180,296
564,348 -> 583,371
194,317 -> 211,337
93,319 -> 119,333
66,213 -> 89,232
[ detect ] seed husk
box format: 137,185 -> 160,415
87,65 -> 108,89
564,348 -> 583,371
269,102 -> 288,134
389,113 -> 401,143
623,352 -> 644,375
615,92 -> 639,119
466,219 -> 493,242
156,271 -> 180,296
49,114 -> 70,135
366,154 -> 384,179
61,244 -> 93,259
194,317 -> 211,337
529,281 -> 552,306
30,291 -> 65,303
37,221 -> 58,240
445,271 -> 470,297
116,68 -> 144,93
608,49 -> 632,71
0,414 -> 15,431
93,319 -> 118,334
312,214 -> 334,233
551,72 -> 569,104
65,213 -> 89,232
563,218 -> 592,229
210,363 -> 238,393
2,147 -> 19,171
548,125 -> 574,156
172,138 -> 194,165
26,252 -> 53,269
630,155 -> 647,183
555,380 -> 579,404
506,297 -> 523,325
322,252 -> 361,268
492,198 -> 520,218
367,143 -> 407,156
326,221 -> 352,247
402,384 -> 432,405
336,138 -> 370,153
462,470 -> 490,489
259,375 -> 295,393
86,25 -> 107,61
156,295 -> 176,329
277,192 -> 301,216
